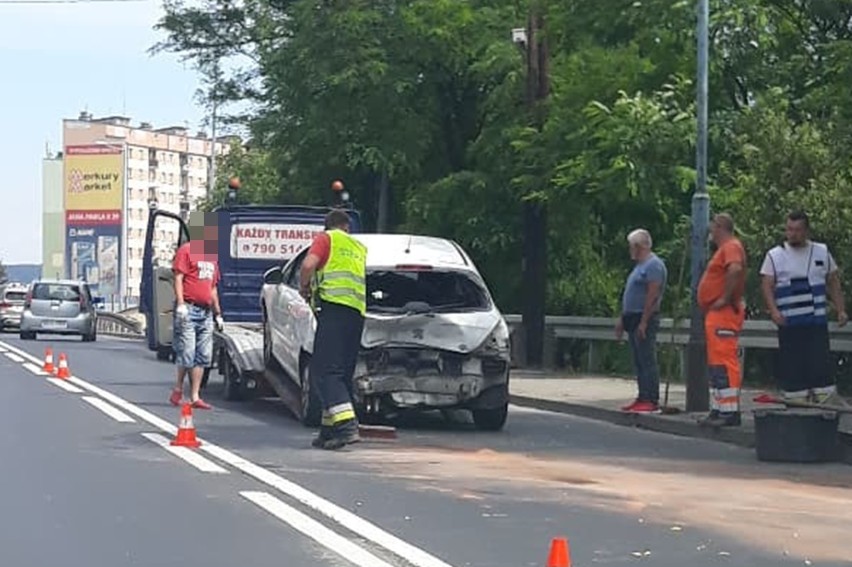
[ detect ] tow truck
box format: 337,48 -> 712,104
139,180 -> 362,405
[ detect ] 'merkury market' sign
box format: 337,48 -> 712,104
67,171 -> 120,194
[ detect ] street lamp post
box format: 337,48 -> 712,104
685,0 -> 711,412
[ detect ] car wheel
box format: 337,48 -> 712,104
201,366 -> 212,390
299,355 -> 322,427
156,346 -> 172,361
222,355 -> 245,402
262,307 -> 273,368
472,404 -> 509,431
19,331 -> 35,341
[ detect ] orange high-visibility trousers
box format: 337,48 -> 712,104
704,305 -> 745,413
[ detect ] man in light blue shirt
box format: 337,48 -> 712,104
615,228 -> 668,412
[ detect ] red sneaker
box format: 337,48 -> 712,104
192,399 -> 213,410
169,388 -> 182,406
621,399 -> 641,411
630,401 -> 661,413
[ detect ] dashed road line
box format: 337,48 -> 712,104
47,378 -> 84,394
4,352 -> 24,363
81,395 -> 136,423
201,443 -> 455,567
241,491 -> 396,567
142,433 -> 229,474
0,339 -> 458,567
23,362 -> 48,376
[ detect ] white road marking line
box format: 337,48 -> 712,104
23,362 -> 48,376
0,339 -> 457,567
241,491 -> 395,567
0,342 -> 46,366
4,352 -> 24,363
81,396 -> 136,423
70,376 -> 178,433
141,433 -> 229,474
0,346 -> 8,353
47,378 -> 84,394
201,444 -> 455,567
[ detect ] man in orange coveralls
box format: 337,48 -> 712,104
697,213 -> 747,427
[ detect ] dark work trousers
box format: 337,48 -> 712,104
309,300 -> 365,420
623,312 -> 661,404
776,323 -> 832,393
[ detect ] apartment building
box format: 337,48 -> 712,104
60,112 -> 237,305
42,152 -> 64,280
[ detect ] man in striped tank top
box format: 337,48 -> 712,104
759,210 -> 848,405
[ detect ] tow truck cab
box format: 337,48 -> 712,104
140,203 -> 362,361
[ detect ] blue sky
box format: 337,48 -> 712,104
0,0 -> 205,264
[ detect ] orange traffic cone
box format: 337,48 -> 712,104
54,353 -> 70,379
546,537 -> 571,567
42,348 -> 54,374
171,403 -> 201,448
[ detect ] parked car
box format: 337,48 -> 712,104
261,234 -> 511,431
0,283 -> 29,331
19,279 -> 102,341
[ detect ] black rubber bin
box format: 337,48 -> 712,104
753,408 -> 840,463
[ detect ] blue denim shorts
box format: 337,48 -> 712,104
173,304 -> 213,368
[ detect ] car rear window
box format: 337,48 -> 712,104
367,270 -> 490,313
4,291 -> 26,302
32,284 -> 82,302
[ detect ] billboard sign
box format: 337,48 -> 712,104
66,224 -> 121,296
64,145 -> 123,216
64,144 -> 124,297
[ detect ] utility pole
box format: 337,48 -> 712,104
208,60 -> 221,199
521,0 -> 549,368
686,0 -> 711,412
209,95 -> 218,198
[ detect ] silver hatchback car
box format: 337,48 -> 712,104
20,280 -> 100,342
0,283 -> 28,331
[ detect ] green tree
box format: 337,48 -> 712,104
197,139 -> 283,211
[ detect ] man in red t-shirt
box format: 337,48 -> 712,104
169,213 -> 223,410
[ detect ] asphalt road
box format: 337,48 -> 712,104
2,334 -> 851,567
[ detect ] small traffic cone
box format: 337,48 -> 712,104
546,537 -> 571,567
171,403 -> 201,448
54,353 -> 70,379
42,348 -> 54,374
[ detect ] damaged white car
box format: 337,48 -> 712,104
261,233 -> 511,431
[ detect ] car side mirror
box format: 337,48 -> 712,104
263,267 -> 283,285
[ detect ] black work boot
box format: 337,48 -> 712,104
699,411 -> 741,428
321,418 -> 361,450
311,425 -> 333,448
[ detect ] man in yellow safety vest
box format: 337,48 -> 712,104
299,209 -> 368,450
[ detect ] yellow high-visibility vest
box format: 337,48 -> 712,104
315,229 -> 367,315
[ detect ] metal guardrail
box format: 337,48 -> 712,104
93,307 -> 852,351
97,312 -> 145,338
503,315 -> 852,354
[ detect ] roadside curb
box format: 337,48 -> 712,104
510,395 -> 757,449
510,395 -> 852,464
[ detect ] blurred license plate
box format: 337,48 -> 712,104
42,320 -> 67,329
